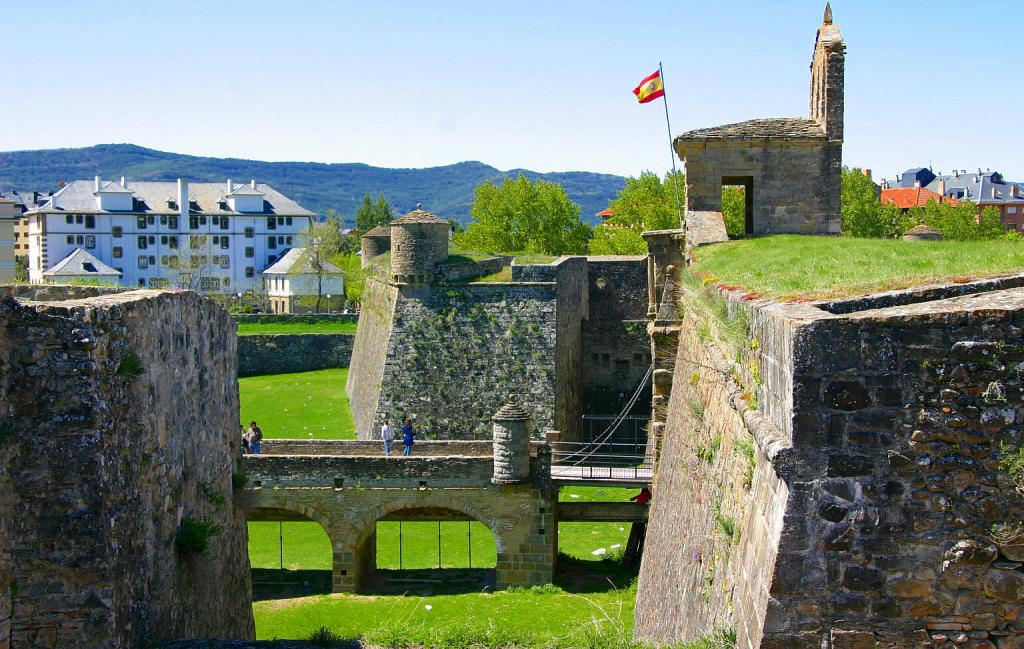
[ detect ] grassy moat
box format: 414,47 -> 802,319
239,371 -> 684,648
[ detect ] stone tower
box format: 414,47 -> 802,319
389,206 -> 449,286
492,394 -> 531,484
359,225 -> 390,268
810,2 -> 845,142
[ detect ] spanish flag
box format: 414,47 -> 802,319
633,70 -> 664,104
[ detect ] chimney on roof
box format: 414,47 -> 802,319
862,169 -> 872,179
177,178 -> 189,220
95,176 -> 101,192
914,180 -> 921,188
1012,184 -> 1019,198
250,179 -> 256,189
120,176 -> 127,188
881,179 -> 889,190
991,186 -> 997,199
226,179 -> 233,194
938,179 -> 946,196
953,169 -> 959,178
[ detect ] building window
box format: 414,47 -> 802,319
148,235 -> 155,245
75,214 -> 83,224
169,216 -> 178,229
66,235 -> 74,244
84,215 -> 95,229
65,215 -> 73,224
220,237 -> 229,249
112,225 -> 122,238
147,215 -> 155,225
1010,207 -> 1019,214
137,215 -> 147,229
277,217 -> 284,225
138,236 -> 148,249
169,235 -> 178,249
150,278 -> 169,289
161,235 -> 168,245
244,226 -> 254,238
85,235 -> 96,249
245,266 -> 254,278
160,215 -> 168,225
223,278 -> 230,288
220,217 -> 229,230
245,246 -> 254,258
190,216 -> 199,230
138,278 -> 146,287
200,215 -> 207,226
267,217 -> 276,230
286,216 -> 293,226
75,235 -> 84,245
138,256 -> 148,269
286,236 -> 293,245
149,255 -> 156,265
113,246 -> 123,258
220,257 -> 230,269
268,236 -> 277,249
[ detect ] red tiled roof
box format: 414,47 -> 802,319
596,208 -> 614,218
881,187 -> 958,209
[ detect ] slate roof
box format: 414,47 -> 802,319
362,225 -> 390,237
676,118 -> 825,141
43,248 -> 122,277
94,180 -> 134,194
225,183 -> 264,196
881,187 -> 957,209
923,171 -> 1024,206
391,208 -> 447,225
263,247 -> 344,276
29,180 -> 314,216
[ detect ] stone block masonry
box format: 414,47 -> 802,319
237,333 -> 353,375
0,286 -> 253,648
635,276 -> 1024,648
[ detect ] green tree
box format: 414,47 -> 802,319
721,186 -> 746,237
354,193 -> 394,233
912,201 -> 1004,241
456,175 -> 591,255
589,171 -> 683,255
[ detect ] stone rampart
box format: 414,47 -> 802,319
260,439 -> 500,456
237,333 -> 353,375
346,278 -> 399,441
636,276 -> 1024,648
0,287 -> 253,649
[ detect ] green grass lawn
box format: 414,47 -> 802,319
690,235 -> 1024,299
236,320 -> 358,336
239,368 -> 355,439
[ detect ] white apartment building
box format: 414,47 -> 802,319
263,247 -> 345,313
25,177 -> 314,293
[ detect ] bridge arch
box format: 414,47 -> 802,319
338,495 -> 510,592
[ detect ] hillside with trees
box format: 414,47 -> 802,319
0,143 -> 625,226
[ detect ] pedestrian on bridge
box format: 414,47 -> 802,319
401,418 -> 415,456
381,418 -> 395,457
246,421 -> 263,454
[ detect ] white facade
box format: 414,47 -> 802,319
25,178 -> 314,293
265,273 -> 344,299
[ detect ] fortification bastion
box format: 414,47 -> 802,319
0,285 -> 253,648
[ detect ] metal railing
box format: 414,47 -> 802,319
549,440 -> 652,482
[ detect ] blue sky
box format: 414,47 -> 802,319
3,1 -> 1021,184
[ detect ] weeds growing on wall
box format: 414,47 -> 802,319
712,498 -> 738,544
999,443 -> 1024,495
175,516 -> 223,555
116,351 -> 146,377
231,472 -> 249,490
991,522 -> 1024,546
696,434 -> 721,465
735,436 -> 755,489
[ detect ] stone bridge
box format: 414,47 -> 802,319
236,423 -> 648,593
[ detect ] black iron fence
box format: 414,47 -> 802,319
580,415 -> 650,455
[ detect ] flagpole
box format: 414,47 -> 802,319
658,62 -> 685,232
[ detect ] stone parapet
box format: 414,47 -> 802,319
232,313 -> 358,324
241,454 -> 496,489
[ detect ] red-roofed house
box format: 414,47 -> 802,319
880,186 -> 958,210
596,208 -> 614,221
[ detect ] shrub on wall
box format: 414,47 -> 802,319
175,516 -> 223,555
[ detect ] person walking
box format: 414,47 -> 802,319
401,418 -> 415,456
381,418 -> 395,457
240,424 -> 250,454
247,421 -> 263,455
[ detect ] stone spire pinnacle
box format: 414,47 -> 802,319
823,2 -> 832,25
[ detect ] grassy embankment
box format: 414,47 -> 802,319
239,368 -> 354,439
690,235 -> 1024,300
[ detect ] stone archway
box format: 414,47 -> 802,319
335,495 -> 509,593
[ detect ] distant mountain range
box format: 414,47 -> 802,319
0,144 -> 626,226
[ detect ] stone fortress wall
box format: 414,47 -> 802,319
0,286 -> 253,648
237,333 -> 353,376
635,274 -> 1024,648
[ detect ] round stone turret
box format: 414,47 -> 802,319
492,394 -> 531,485
903,224 -> 943,242
360,225 -> 391,268
389,205 -> 449,286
